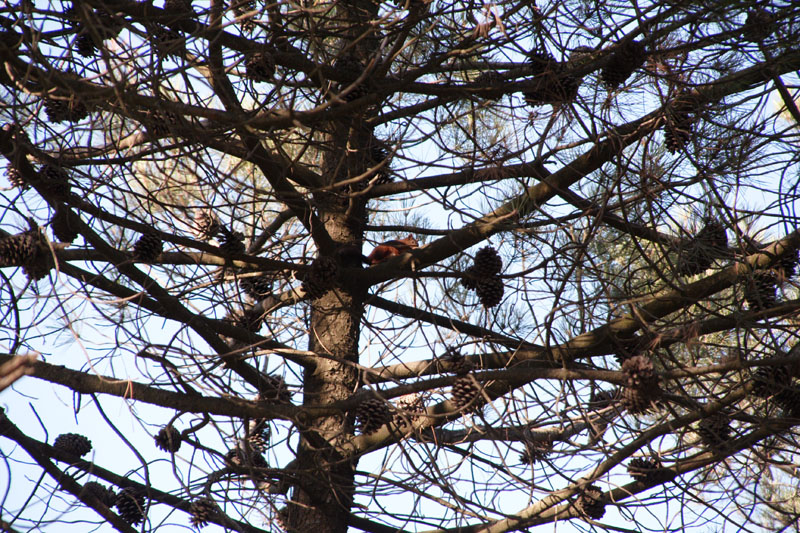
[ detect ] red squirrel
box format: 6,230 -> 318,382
363,235 -> 419,265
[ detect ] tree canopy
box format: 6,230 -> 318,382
2,1 -> 800,532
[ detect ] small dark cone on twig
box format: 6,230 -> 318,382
697,412 -> 732,450
678,218 -> 728,276
5,165 -> 26,189
476,277 -> 504,307
247,419 -> 270,452
519,437 -> 552,465
460,265 -> 478,290
776,243 -> 800,282
750,363 -> 791,399
473,246 -> 503,277
301,256 -> 338,299
257,374 -> 292,404
233,0 -> 257,32
440,347 -> 472,374
245,51 -> 275,82
589,388 -> 617,410
742,8 -> 774,42
619,357 -> 661,414
189,497 -> 216,528
133,233 -> 163,262
219,230 -> 246,257
83,481 -> 117,507
76,33 -> 98,57
154,425 -> 181,453
577,485 -> 606,519
664,90 -> 700,153
53,432 -> 92,457
601,40 -> 646,89
144,109 -> 180,136
240,274 -> 272,300
51,208 -> 79,243
164,0 -> 193,16
452,374 -> 482,412
115,487 -> 146,525
522,49 -> 580,106
368,139 -> 392,184
621,387 -> 656,414
152,25 -> 185,57
743,271 -> 778,310
45,97 -> 88,123
356,398 -> 392,435
192,210 -> 220,240
229,306 -> 264,333
622,355 -> 658,389
0,232 -> 38,266
472,70 -> 504,100
775,388 -> 800,418
392,393 -> 425,430
39,164 -> 72,198
627,456 -> 667,483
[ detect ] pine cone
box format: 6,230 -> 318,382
154,425 -> 182,453
775,388 -> 800,418
742,8 -> 774,42
219,230 -> 246,257
5,164 -> 26,189
621,356 -> 658,389
233,0 -> 257,32
115,487 -> 146,525
776,243 -> 800,282
247,419 -> 270,452
473,246 -> 503,277
39,164 -> 72,198
697,412 -> 732,450
189,497 -> 216,528
440,348 -> 472,374
152,25 -> 185,57
452,374 -> 481,412
577,485 -> 605,519
245,51 -> 275,82
476,277 -> 504,307
678,218 -> 727,276
192,210 -> 220,240
519,437 -> 552,465
743,271 -> 778,310
301,256 -> 338,299
0,231 -> 39,266
144,109 -> 180,136
522,51 -> 580,106
627,457 -> 665,483
663,91 -> 699,153
240,274 -> 272,300
45,97 -> 88,123
257,374 -> 292,404
472,70 -> 504,100
601,40 -> 645,89
620,387 -> 655,414
460,265 -> 479,290
164,0 -> 193,16
133,233 -> 163,262
51,208 -> 79,243
83,481 -> 117,507
76,33 -> 98,58
750,363 -> 791,399
589,388 -> 617,410
356,398 -> 391,435
392,393 -> 425,429
53,432 -> 92,457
